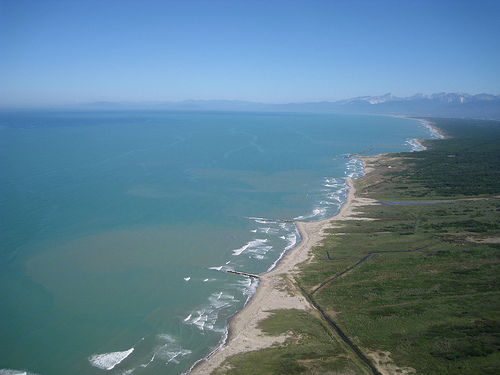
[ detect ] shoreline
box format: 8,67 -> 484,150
188,177 -> 370,374
187,116 -> 440,374
406,116 -> 446,140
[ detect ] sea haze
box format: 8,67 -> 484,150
0,111 -> 438,375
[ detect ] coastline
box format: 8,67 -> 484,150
407,116 -> 446,140
188,177 -> 374,374
187,116 -> 437,374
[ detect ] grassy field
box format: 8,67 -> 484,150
304,199 -> 499,375
212,308 -> 371,375
211,118 -> 500,375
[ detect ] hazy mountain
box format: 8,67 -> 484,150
74,92 -> 500,119
74,99 -> 274,112
323,92 -> 500,118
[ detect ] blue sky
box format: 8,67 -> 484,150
1,0 -> 499,107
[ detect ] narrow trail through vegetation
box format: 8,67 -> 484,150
299,283 -> 383,375
309,241 -> 445,297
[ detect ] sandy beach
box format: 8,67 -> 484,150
189,177 -> 377,374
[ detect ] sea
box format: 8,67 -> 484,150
0,110 -> 439,375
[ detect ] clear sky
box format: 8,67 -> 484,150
1,0 -> 499,107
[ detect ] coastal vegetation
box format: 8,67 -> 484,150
212,118 -> 500,374
360,118 -> 500,199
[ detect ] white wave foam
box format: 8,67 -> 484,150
230,277 -> 260,310
294,207 -> 327,221
236,277 -> 252,290
323,177 -> 342,189
157,333 -> 176,342
183,277 -> 191,281
184,291 -> 238,332
155,334 -> 192,364
89,348 -> 134,370
293,177 -> 350,221
246,216 -> 276,224
165,348 -> 192,364
319,200 -> 338,205
192,314 -> 207,330
209,266 -> 223,271
242,277 -> 259,297
258,226 -> 280,234
417,119 -> 444,139
324,191 -> 343,202
141,334 -> 191,368
266,227 -> 300,272
346,159 -> 364,178
0,370 -> 40,375
232,243 -> 250,256
406,138 -> 425,152
232,238 -> 268,256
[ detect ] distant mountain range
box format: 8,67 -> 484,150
76,92 -> 500,119
327,92 -> 500,119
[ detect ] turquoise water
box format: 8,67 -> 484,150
0,111 -> 436,375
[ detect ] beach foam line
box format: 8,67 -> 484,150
406,138 -> 426,152
345,158 -> 364,178
293,177 -> 352,221
415,118 -> 445,139
89,348 -> 134,370
266,227 -> 300,272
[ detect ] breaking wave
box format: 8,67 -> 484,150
89,348 -> 134,370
